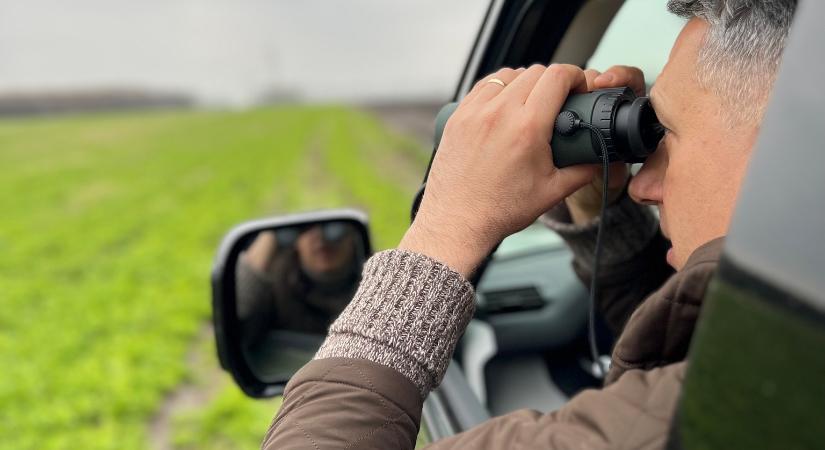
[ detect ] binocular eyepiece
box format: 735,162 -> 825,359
433,86 -> 663,168
551,87 -> 663,167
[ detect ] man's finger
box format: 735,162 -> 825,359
593,65 -> 646,96
470,68 -> 523,104
464,67 -> 523,104
493,64 -> 546,104
524,64 -> 589,135
591,162 -> 630,190
584,69 -> 601,92
543,164 -> 598,206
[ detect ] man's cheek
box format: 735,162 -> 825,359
659,168 -> 675,235
661,181 -> 690,267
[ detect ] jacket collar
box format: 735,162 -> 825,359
605,236 -> 727,384
681,237 -> 726,270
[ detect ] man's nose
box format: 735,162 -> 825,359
629,149 -> 666,205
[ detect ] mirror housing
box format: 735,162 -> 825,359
211,209 -> 372,397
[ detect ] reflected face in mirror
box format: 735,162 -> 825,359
296,223 -> 358,283
232,220 -> 367,383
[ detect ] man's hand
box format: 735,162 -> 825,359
399,64 -> 597,277
565,66 -> 647,224
244,231 -> 278,271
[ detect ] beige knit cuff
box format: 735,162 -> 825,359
315,249 -> 476,399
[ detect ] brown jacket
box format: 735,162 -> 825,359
261,234 -> 723,449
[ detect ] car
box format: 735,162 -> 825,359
210,0 -> 825,447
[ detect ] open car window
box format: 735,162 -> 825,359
504,0 -> 683,245
587,0 -> 684,86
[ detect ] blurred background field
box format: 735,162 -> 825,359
0,106 -> 428,449
0,1 -> 490,448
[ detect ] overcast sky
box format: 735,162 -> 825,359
0,0 -> 489,105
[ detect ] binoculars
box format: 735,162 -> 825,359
434,87 -> 663,168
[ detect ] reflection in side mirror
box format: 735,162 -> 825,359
236,222 -> 365,380
211,209 -> 371,397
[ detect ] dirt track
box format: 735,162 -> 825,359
360,101 -> 443,148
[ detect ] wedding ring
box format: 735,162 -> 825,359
487,78 -> 506,87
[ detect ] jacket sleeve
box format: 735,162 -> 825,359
262,249 -> 476,449
260,248 -> 685,450
261,357 -> 424,450
264,360 -> 686,450
540,191 -> 674,336
235,257 -> 278,345
424,362 -> 686,450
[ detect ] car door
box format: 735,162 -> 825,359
666,1 -> 825,447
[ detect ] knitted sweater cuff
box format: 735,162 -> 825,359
315,249 -> 476,399
539,192 -> 660,269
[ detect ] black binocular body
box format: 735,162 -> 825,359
433,87 -> 663,168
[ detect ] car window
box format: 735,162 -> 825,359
587,0 -> 684,87
490,2 -> 683,268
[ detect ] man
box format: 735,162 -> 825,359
236,223 -> 363,337
262,0 -> 796,448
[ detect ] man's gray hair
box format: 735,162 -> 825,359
667,0 -> 797,124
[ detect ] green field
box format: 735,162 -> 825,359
0,106 -> 428,449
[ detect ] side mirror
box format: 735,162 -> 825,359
211,209 -> 372,397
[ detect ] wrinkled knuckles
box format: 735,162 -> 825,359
521,64 -> 545,78
470,78 -> 488,94
544,63 -> 569,79
496,67 -> 517,77
472,72 -> 503,92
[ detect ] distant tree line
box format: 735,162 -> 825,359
0,88 -> 193,117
